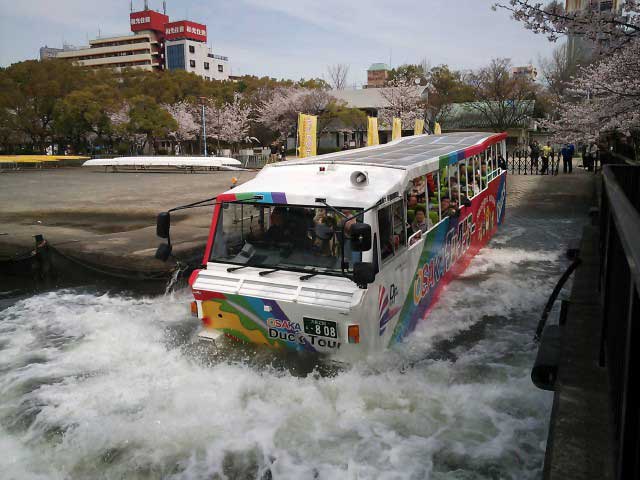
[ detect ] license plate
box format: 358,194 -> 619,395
303,318 -> 338,339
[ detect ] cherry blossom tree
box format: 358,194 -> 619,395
205,94 -> 252,152
494,0 -> 640,52
547,39 -> 640,142
377,79 -> 426,130
107,104 -> 130,131
164,101 -> 199,147
496,0 -> 640,144
217,95 -> 252,147
106,103 -> 145,152
256,88 -> 335,140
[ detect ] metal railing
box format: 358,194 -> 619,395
506,151 -> 560,175
599,164 -> 640,480
235,154 -> 270,169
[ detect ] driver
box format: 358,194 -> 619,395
265,207 -> 293,243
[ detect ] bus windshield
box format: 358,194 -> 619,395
209,202 -> 363,276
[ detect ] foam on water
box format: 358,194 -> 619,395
0,215 -> 580,479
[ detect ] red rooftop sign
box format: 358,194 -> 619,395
165,21 -> 207,42
130,10 -> 169,33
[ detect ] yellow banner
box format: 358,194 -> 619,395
392,118 -> 402,141
434,122 -> 442,135
367,117 -> 380,146
414,119 -> 425,136
297,113 -> 317,158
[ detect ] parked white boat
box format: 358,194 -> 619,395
83,156 -> 244,171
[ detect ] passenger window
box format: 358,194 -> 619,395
378,199 -> 406,263
378,206 -> 394,261
392,200 -> 406,251
480,155 -> 488,189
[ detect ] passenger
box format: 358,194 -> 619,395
410,176 -> 426,197
265,207 -> 291,243
458,164 -> 468,185
378,209 -> 395,260
480,161 -> 488,188
314,212 -> 335,256
450,189 -> 460,210
411,206 -> 431,233
498,153 -> 507,171
407,194 -> 419,209
342,212 -> 362,266
426,174 -> 436,197
440,196 -> 456,217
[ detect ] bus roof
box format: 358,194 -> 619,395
226,131 -> 507,209
276,131 -> 507,172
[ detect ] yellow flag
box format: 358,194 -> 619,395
392,118 -> 402,141
434,122 -> 442,135
367,117 -> 380,146
297,113 -> 317,158
414,119 -> 425,136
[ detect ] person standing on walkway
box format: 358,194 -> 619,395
561,144 -> 573,174
568,143 -> 575,173
541,141 -> 552,174
530,140 -> 540,172
587,143 -> 598,171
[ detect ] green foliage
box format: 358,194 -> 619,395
428,65 -> 476,121
127,95 -> 178,153
388,64 -> 428,84
297,78 -> 331,90
53,84 -> 121,146
0,59 -> 318,154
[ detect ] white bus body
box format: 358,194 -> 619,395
188,132 -> 508,361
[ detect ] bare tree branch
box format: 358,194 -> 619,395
326,64 -> 350,90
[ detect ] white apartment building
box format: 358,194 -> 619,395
43,5 -> 230,79
55,32 -> 164,71
165,39 -> 229,81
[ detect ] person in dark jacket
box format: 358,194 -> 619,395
530,141 -> 540,171
561,144 -> 573,173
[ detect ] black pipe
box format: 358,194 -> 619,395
534,257 -> 582,342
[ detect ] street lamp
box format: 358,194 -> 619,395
200,97 -> 208,157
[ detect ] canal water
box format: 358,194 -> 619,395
0,207 -> 585,479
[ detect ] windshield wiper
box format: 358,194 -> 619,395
300,269 -> 319,281
259,268 -> 281,277
227,265 -> 250,273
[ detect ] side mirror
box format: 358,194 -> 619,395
353,262 -> 376,288
157,212 -> 171,239
350,223 -> 372,252
155,243 -> 173,261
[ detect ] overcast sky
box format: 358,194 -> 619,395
0,0 -> 560,84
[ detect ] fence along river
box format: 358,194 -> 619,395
0,175 -> 590,479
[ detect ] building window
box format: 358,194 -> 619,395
218,64 -> 223,73
189,45 -> 195,54
204,62 -> 210,70
190,60 -> 196,68
166,44 -> 186,70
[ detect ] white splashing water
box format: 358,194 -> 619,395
0,215 -> 580,480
